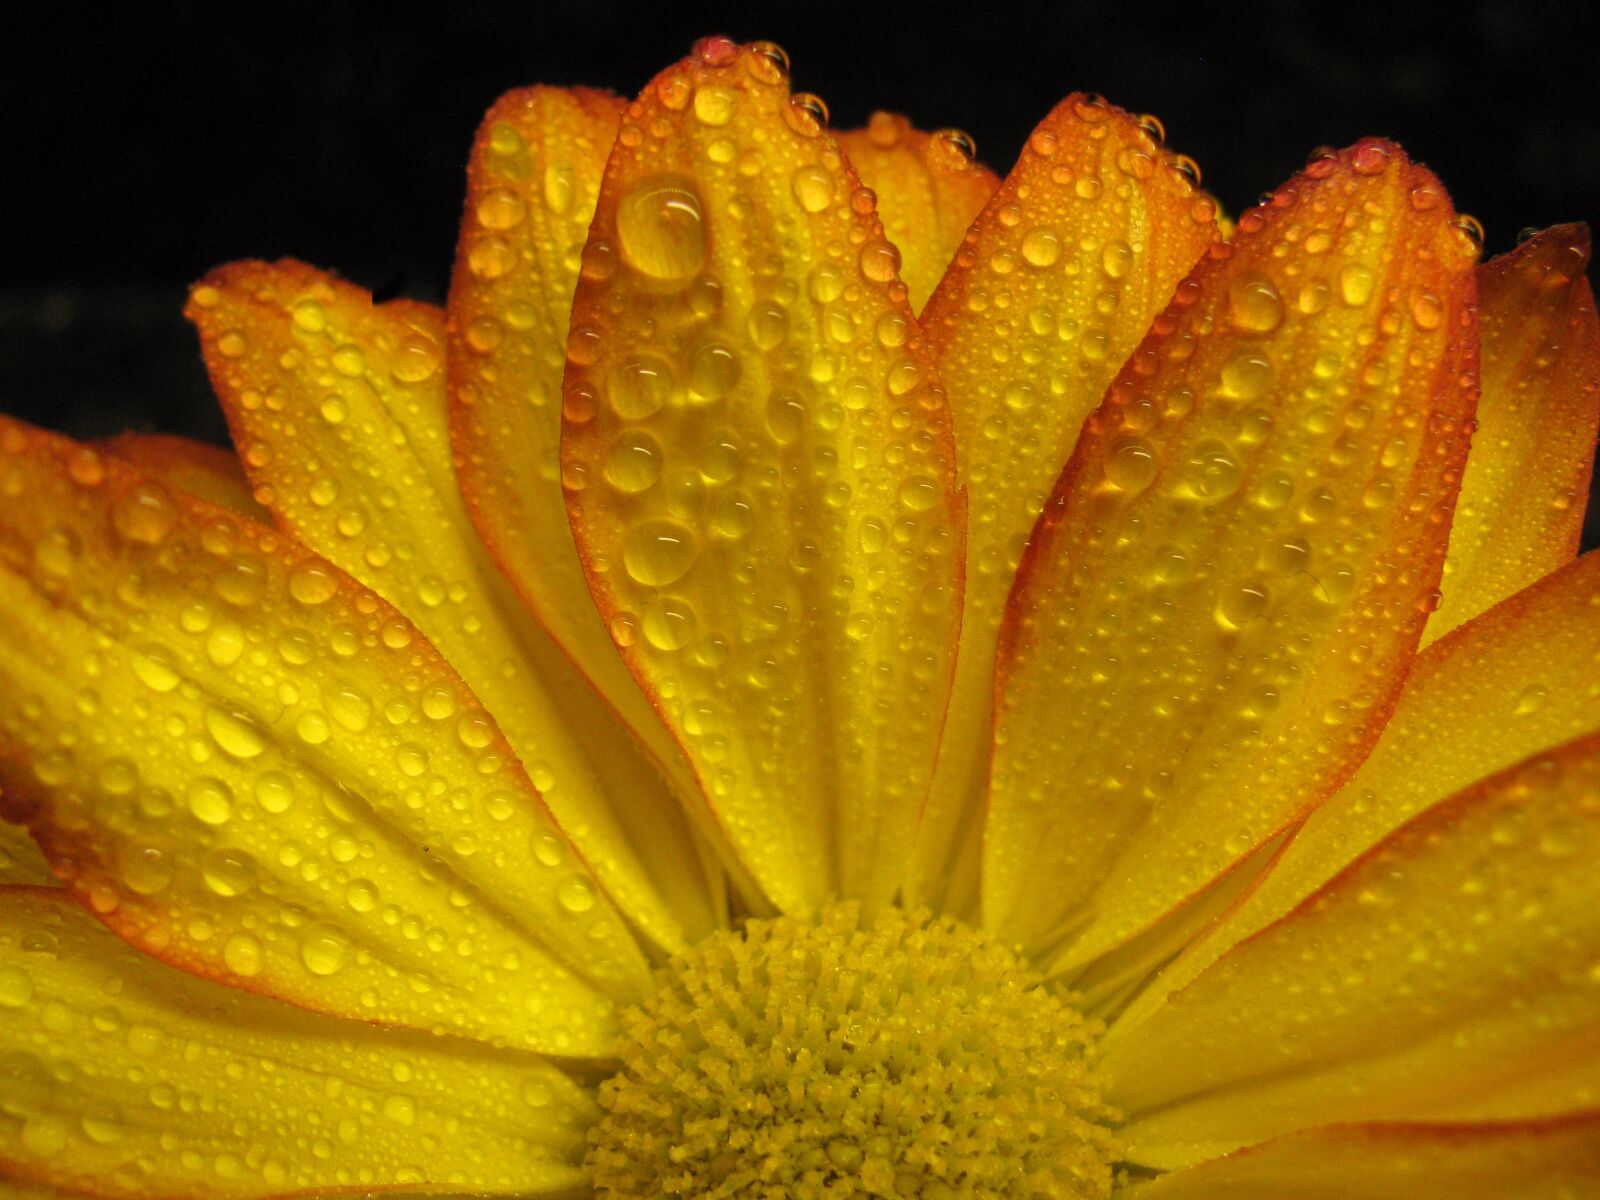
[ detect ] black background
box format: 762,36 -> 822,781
4,0 -> 1597,543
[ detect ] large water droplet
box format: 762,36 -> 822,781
300,925 -> 351,976
623,520 -> 700,586
617,177 -> 707,283
1227,272 -> 1285,333
604,430 -> 664,494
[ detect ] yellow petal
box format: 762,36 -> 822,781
1124,1114 -> 1600,1199
561,39 -> 963,911
0,886 -> 594,1198
986,140 -> 1479,963
187,260 -> 717,951
98,432 -> 268,521
0,820 -> 52,886
1116,548 -> 1600,1030
911,95 -> 1220,910
1103,733 -> 1600,1166
445,85 -> 727,859
1426,223 -> 1600,642
0,416 -> 647,1055
835,113 -> 998,313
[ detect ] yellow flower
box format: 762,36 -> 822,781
2,32 -> 1599,1198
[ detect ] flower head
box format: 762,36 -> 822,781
1,34 -> 1598,1198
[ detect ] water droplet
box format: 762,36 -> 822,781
186,776 -> 234,826
692,85 -> 737,127
897,476 -> 942,512
1227,272 -> 1284,333
616,177 -> 707,282
0,965 -> 34,1008
223,932 -> 264,977
642,596 -> 697,652
391,335 -> 442,383
604,430 -> 663,493
202,846 -> 257,896
1215,578 -> 1270,630
1104,437 -> 1157,493
1338,263 -> 1375,307
1185,442 -> 1241,500
1350,141 -> 1391,175
1454,213 -> 1485,251
110,482 -> 177,545
558,876 -> 596,913
623,520 -> 700,586
1021,226 -> 1062,268
205,707 -> 266,758
1220,348 -> 1273,400
1514,684 -> 1548,716
859,240 -> 901,284
1137,113 -> 1167,143
608,356 -> 673,419
300,926 -> 351,976
747,40 -> 790,83
786,92 -> 830,134
1101,240 -> 1134,279
933,128 -> 977,161
475,186 -> 526,231
688,343 -> 741,402
288,561 -> 338,606
254,770 -> 294,813
791,166 -> 834,213
131,647 -> 181,693
118,842 -> 174,895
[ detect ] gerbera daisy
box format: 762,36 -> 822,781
1,33 -> 1597,1198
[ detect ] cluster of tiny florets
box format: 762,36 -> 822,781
587,903 -> 1122,1198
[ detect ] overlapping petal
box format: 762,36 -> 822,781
835,114 -> 998,313
1117,549 -> 1600,1024
0,821 -> 51,886
187,260 -> 718,950
561,39 -> 962,911
0,416 -> 647,1055
1103,733 -> 1600,1166
1425,224 -> 1599,642
985,141 -> 1479,965
99,432 -> 267,521
1124,1114 -> 1600,1198
445,87 -> 723,847
0,887 -> 592,1198
911,95 -> 1220,908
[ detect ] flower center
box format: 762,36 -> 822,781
586,904 -> 1122,1198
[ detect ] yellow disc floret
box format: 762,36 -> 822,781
587,904 -> 1122,1198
